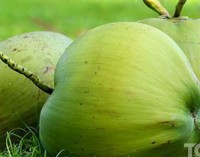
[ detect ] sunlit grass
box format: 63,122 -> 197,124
0,0 -> 199,41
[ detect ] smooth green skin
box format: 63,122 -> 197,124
0,31 -> 72,146
40,22 -> 200,157
139,18 -> 200,80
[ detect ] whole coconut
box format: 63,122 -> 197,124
0,31 -> 72,145
40,22 -> 200,157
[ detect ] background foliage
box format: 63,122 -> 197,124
0,0 -> 200,41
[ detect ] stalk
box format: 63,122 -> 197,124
143,0 -> 170,18
0,51 -> 53,94
173,0 -> 187,17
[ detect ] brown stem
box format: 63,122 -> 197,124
0,51 -> 53,94
143,0 -> 170,18
173,0 -> 187,17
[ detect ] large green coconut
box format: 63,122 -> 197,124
39,22 -> 200,157
0,31 -> 72,145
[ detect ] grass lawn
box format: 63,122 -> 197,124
0,127 -> 46,157
0,0 -> 200,41
0,0 -> 200,156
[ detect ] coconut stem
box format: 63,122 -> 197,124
0,51 -> 53,95
173,0 -> 187,17
143,0 -> 170,18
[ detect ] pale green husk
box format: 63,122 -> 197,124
0,31 -> 72,146
140,18 -> 200,80
40,22 -> 200,157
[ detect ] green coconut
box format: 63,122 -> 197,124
139,17 -> 200,79
39,22 -> 200,157
0,31 -> 72,145
140,0 -> 200,80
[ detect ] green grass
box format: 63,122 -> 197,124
0,0 -> 200,156
0,126 -> 76,157
0,0 -> 200,41
0,127 -> 46,157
